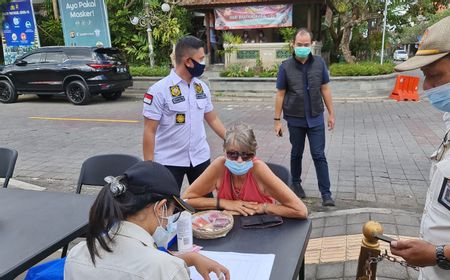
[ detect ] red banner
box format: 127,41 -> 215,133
215,5 -> 293,30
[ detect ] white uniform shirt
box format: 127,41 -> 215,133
64,221 -> 189,280
419,113 -> 450,279
143,70 -> 214,167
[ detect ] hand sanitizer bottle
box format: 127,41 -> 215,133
177,211 -> 193,252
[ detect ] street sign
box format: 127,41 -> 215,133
59,0 -> 111,47
1,0 -> 40,65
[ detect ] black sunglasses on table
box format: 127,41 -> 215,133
226,151 -> 255,161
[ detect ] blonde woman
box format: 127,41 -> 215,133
183,123 -> 308,219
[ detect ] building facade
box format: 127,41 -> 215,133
181,0 -> 326,67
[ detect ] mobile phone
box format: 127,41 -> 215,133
277,130 -> 283,137
373,233 -> 397,243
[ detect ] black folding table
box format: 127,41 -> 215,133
0,188 -> 94,280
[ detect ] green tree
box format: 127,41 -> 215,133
218,32 -> 243,66
326,0 -> 384,63
119,0 -> 192,66
399,7 -> 450,44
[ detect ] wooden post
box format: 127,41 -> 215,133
52,0 -> 59,20
205,12 -> 212,65
307,5 -> 312,32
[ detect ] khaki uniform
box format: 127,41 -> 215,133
420,114 -> 450,279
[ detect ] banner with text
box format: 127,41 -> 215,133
215,4 -> 292,30
1,0 -> 40,65
59,0 -> 111,47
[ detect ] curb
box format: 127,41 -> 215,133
124,91 -> 394,102
309,207 -> 421,219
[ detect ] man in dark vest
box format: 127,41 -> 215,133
274,28 -> 335,207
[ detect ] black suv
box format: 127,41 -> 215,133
0,46 -> 132,105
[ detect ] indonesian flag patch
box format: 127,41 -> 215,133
143,93 -> 153,105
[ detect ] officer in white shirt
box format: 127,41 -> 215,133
390,16 -> 450,279
64,161 -> 230,280
143,35 -> 226,190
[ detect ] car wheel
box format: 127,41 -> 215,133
0,80 -> 18,103
37,94 -> 53,100
65,80 -> 91,105
101,91 -> 122,101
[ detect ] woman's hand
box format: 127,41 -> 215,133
181,252 -> 230,280
220,199 -> 259,216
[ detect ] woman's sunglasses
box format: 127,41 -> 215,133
226,151 -> 255,161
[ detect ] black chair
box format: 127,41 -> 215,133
0,147 -> 18,188
266,162 -> 290,185
61,154 -> 142,258
76,154 -> 142,194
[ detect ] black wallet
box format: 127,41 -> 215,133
241,214 -> 283,229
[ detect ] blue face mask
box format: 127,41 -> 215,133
186,58 -> 206,77
425,82 -> 450,112
225,159 -> 253,176
294,46 -> 311,58
152,203 -> 176,249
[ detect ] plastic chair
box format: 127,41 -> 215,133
266,162 -> 290,185
61,154 -> 141,258
76,154 -> 142,194
0,147 -> 18,188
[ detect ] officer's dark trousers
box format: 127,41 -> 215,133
165,159 -> 213,197
288,123 -> 332,199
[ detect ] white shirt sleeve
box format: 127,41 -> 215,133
203,82 -> 214,113
143,84 -> 165,121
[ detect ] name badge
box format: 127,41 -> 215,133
172,96 -> 186,104
438,178 -> 450,211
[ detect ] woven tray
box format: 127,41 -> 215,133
192,210 -> 234,239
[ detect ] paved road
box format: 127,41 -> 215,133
3,93 -> 444,279
1,93 -> 445,213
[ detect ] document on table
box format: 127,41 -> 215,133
189,251 -> 275,280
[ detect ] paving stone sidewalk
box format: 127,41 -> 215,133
304,208 -> 422,280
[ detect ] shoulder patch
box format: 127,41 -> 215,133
143,93 -> 153,105
438,178 -> 450,211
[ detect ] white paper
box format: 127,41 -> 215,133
189,251 -> 275,280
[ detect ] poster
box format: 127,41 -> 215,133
215,5 -> 292,30
59,0 -> 111,47
1,0 -> 40,65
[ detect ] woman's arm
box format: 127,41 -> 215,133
182,157 -> 261,216
253,161 -> 308,219
182,158 -> 224,210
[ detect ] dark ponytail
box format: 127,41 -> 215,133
85,176 -> 174,265
86,185 -> 124,265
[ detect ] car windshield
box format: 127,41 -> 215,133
396,50 -> 406,54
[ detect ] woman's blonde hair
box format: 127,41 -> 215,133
223,123 -> 257,154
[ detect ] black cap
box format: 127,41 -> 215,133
124,161 -> 195,213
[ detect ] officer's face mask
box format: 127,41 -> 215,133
425,82 -> 450,112
186,58 -> 206,78
152,202 -> 176,249
294,46 -> 311,59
